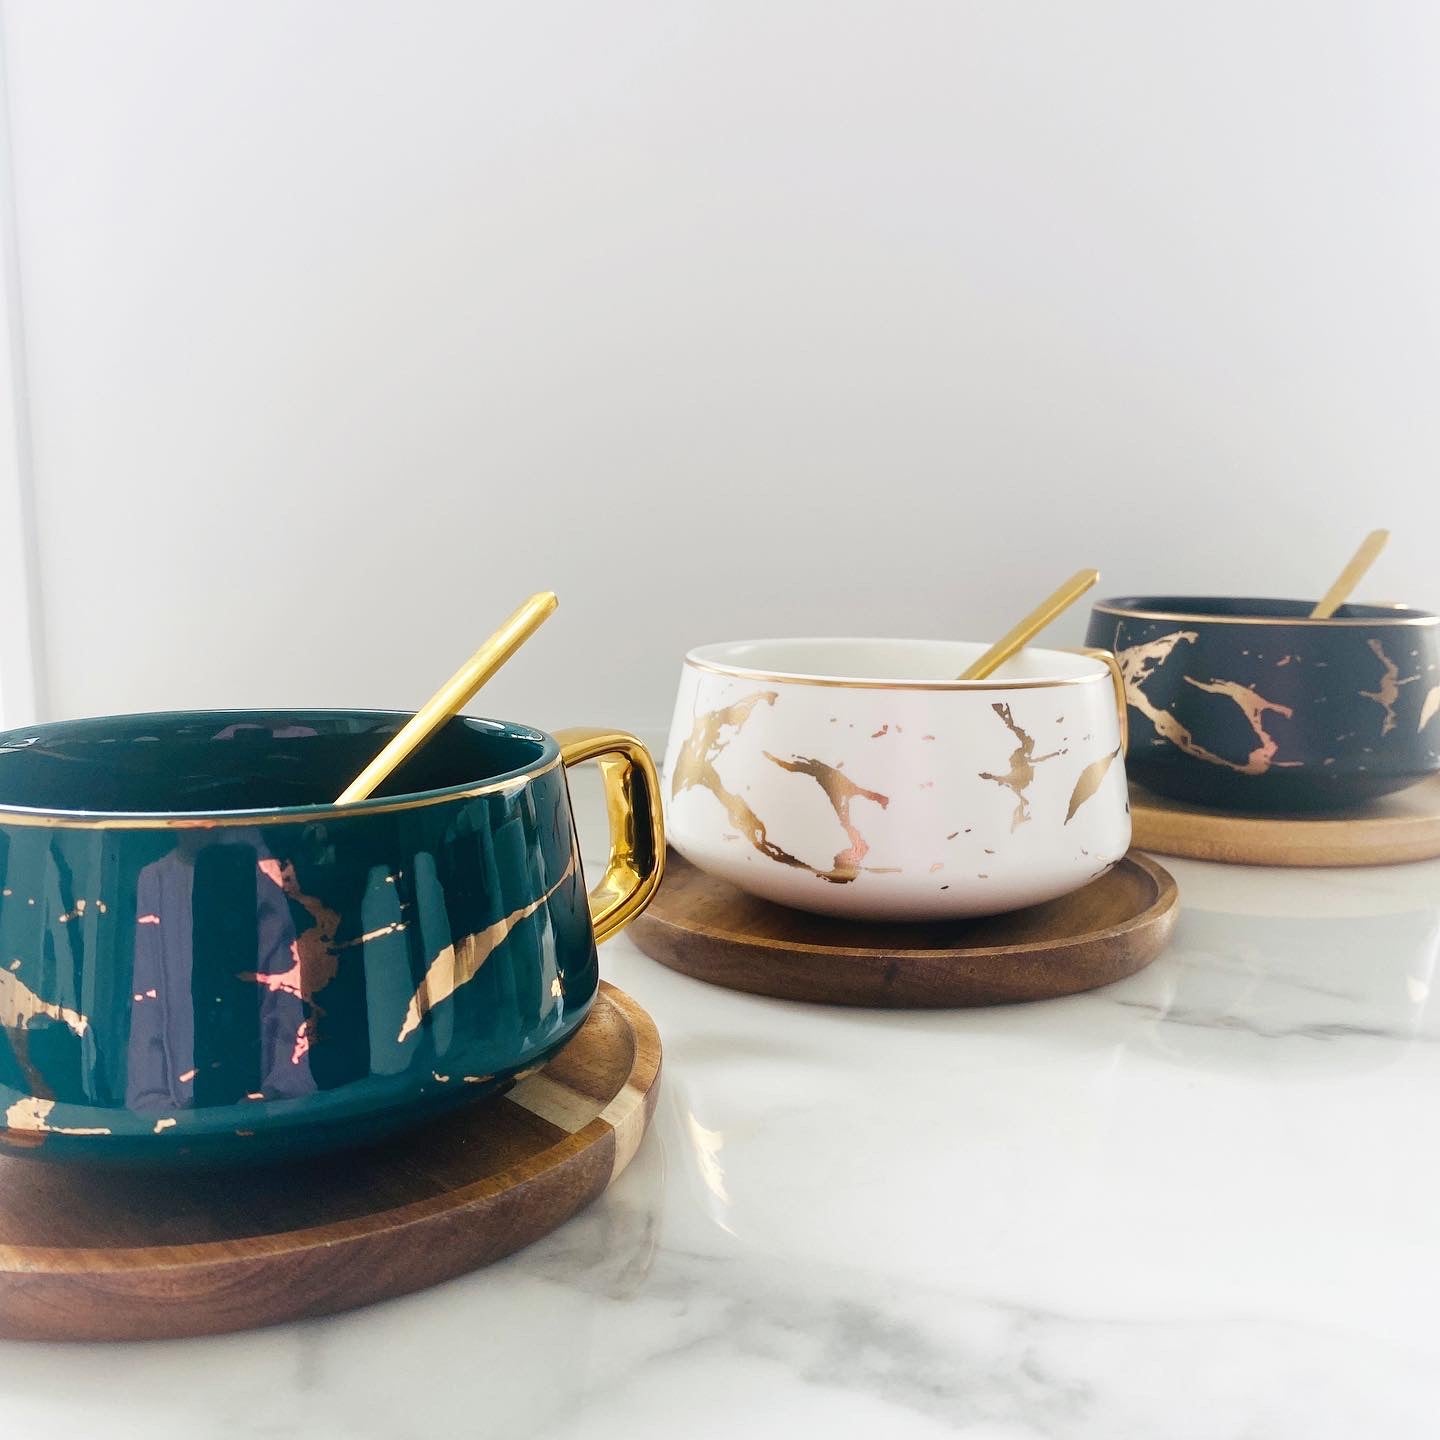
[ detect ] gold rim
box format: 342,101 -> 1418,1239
1093,601 -> 1440,629
683,653 -> 1109,692
0,753 -> 562,830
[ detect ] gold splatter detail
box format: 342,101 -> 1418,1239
670,691 -> 797,864
1182,677 -> 1296,774
1420,685 -> 1440,733
245,858 -> 346,1061
550,975 -> 564,998
1116,630 -> 1299,775
249,859 -> 342,999
5,1097 -> 51,1130
1065,746 -> 1122,824
178,1067 -> 197,1083
1360,639 -> 1416,736
3,1096 -> 110,1138
137,913 -> 160,925
0,969 -> 89,1036
56,900 -> 87,924
763,752 -> 889,883
398,856 -> 577,1042
153,1117 -> 177,1133
671,690 -> 889,885
870,725 -> 889,738
979,703 -> 1065,830
336,920 -> 407,949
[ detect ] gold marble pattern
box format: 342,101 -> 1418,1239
670,692 -> 789,861
3,1096 -> 110,1138
1360,638 -> 1416,736
1182,677 -> 1295,775
246,858 -> 344,1064
1116,630 -> 1297,775
671,690 -> 889,884
1420,685 -> 1440,734
763,752 -> 889,882
979,703 -> 1064,831
1065,746 -> 1122,824
397,855 -> 577,1042
0,969 -> 89,1037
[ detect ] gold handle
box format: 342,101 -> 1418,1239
554,728 -> 665,945
1072,648 -> 1129,755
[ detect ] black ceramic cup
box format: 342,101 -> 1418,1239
1085,597 -> 1440,812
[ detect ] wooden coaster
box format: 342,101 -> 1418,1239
630,851 -> 1177,1008
0,982 -> 660,1342
1130,774 -> 1440,867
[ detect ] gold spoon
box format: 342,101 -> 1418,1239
957,569 -> 1100,681
335,591 -> 559,804
1310,529 -> 1390,619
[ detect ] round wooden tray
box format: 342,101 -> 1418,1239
1130,774 -> 1440,867
630,851 -> 1178,1007
0,982 -> 660,1342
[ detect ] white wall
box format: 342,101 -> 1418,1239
5,1 -> 1440,740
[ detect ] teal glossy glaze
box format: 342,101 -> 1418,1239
0,711 -> 601,1163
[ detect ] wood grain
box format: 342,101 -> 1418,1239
630,851 -> 1177,1007
1130,774 -> 1440,867
0,982 -> 661,1342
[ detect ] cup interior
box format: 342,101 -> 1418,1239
686,637 -> 1103,686
0,711 -> 552,816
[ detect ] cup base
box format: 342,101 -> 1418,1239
1126,764 -> 1436,815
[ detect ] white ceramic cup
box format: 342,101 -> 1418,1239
663,638 -> 1132,921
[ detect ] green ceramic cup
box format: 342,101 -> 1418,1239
0,710 -> 664,1164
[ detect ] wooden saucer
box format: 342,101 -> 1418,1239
1130,774 -> 1440,867
630,851 -> 1177,1008
0,982 -> 660,1342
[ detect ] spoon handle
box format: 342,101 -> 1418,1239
336,591 -> 558,805
1310,529 -> 1390,619
957,569 -> 1099,682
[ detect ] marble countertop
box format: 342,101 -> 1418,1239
4,817 -> 1439,1438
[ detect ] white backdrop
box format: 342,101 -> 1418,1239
4,1 -> 1440,739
